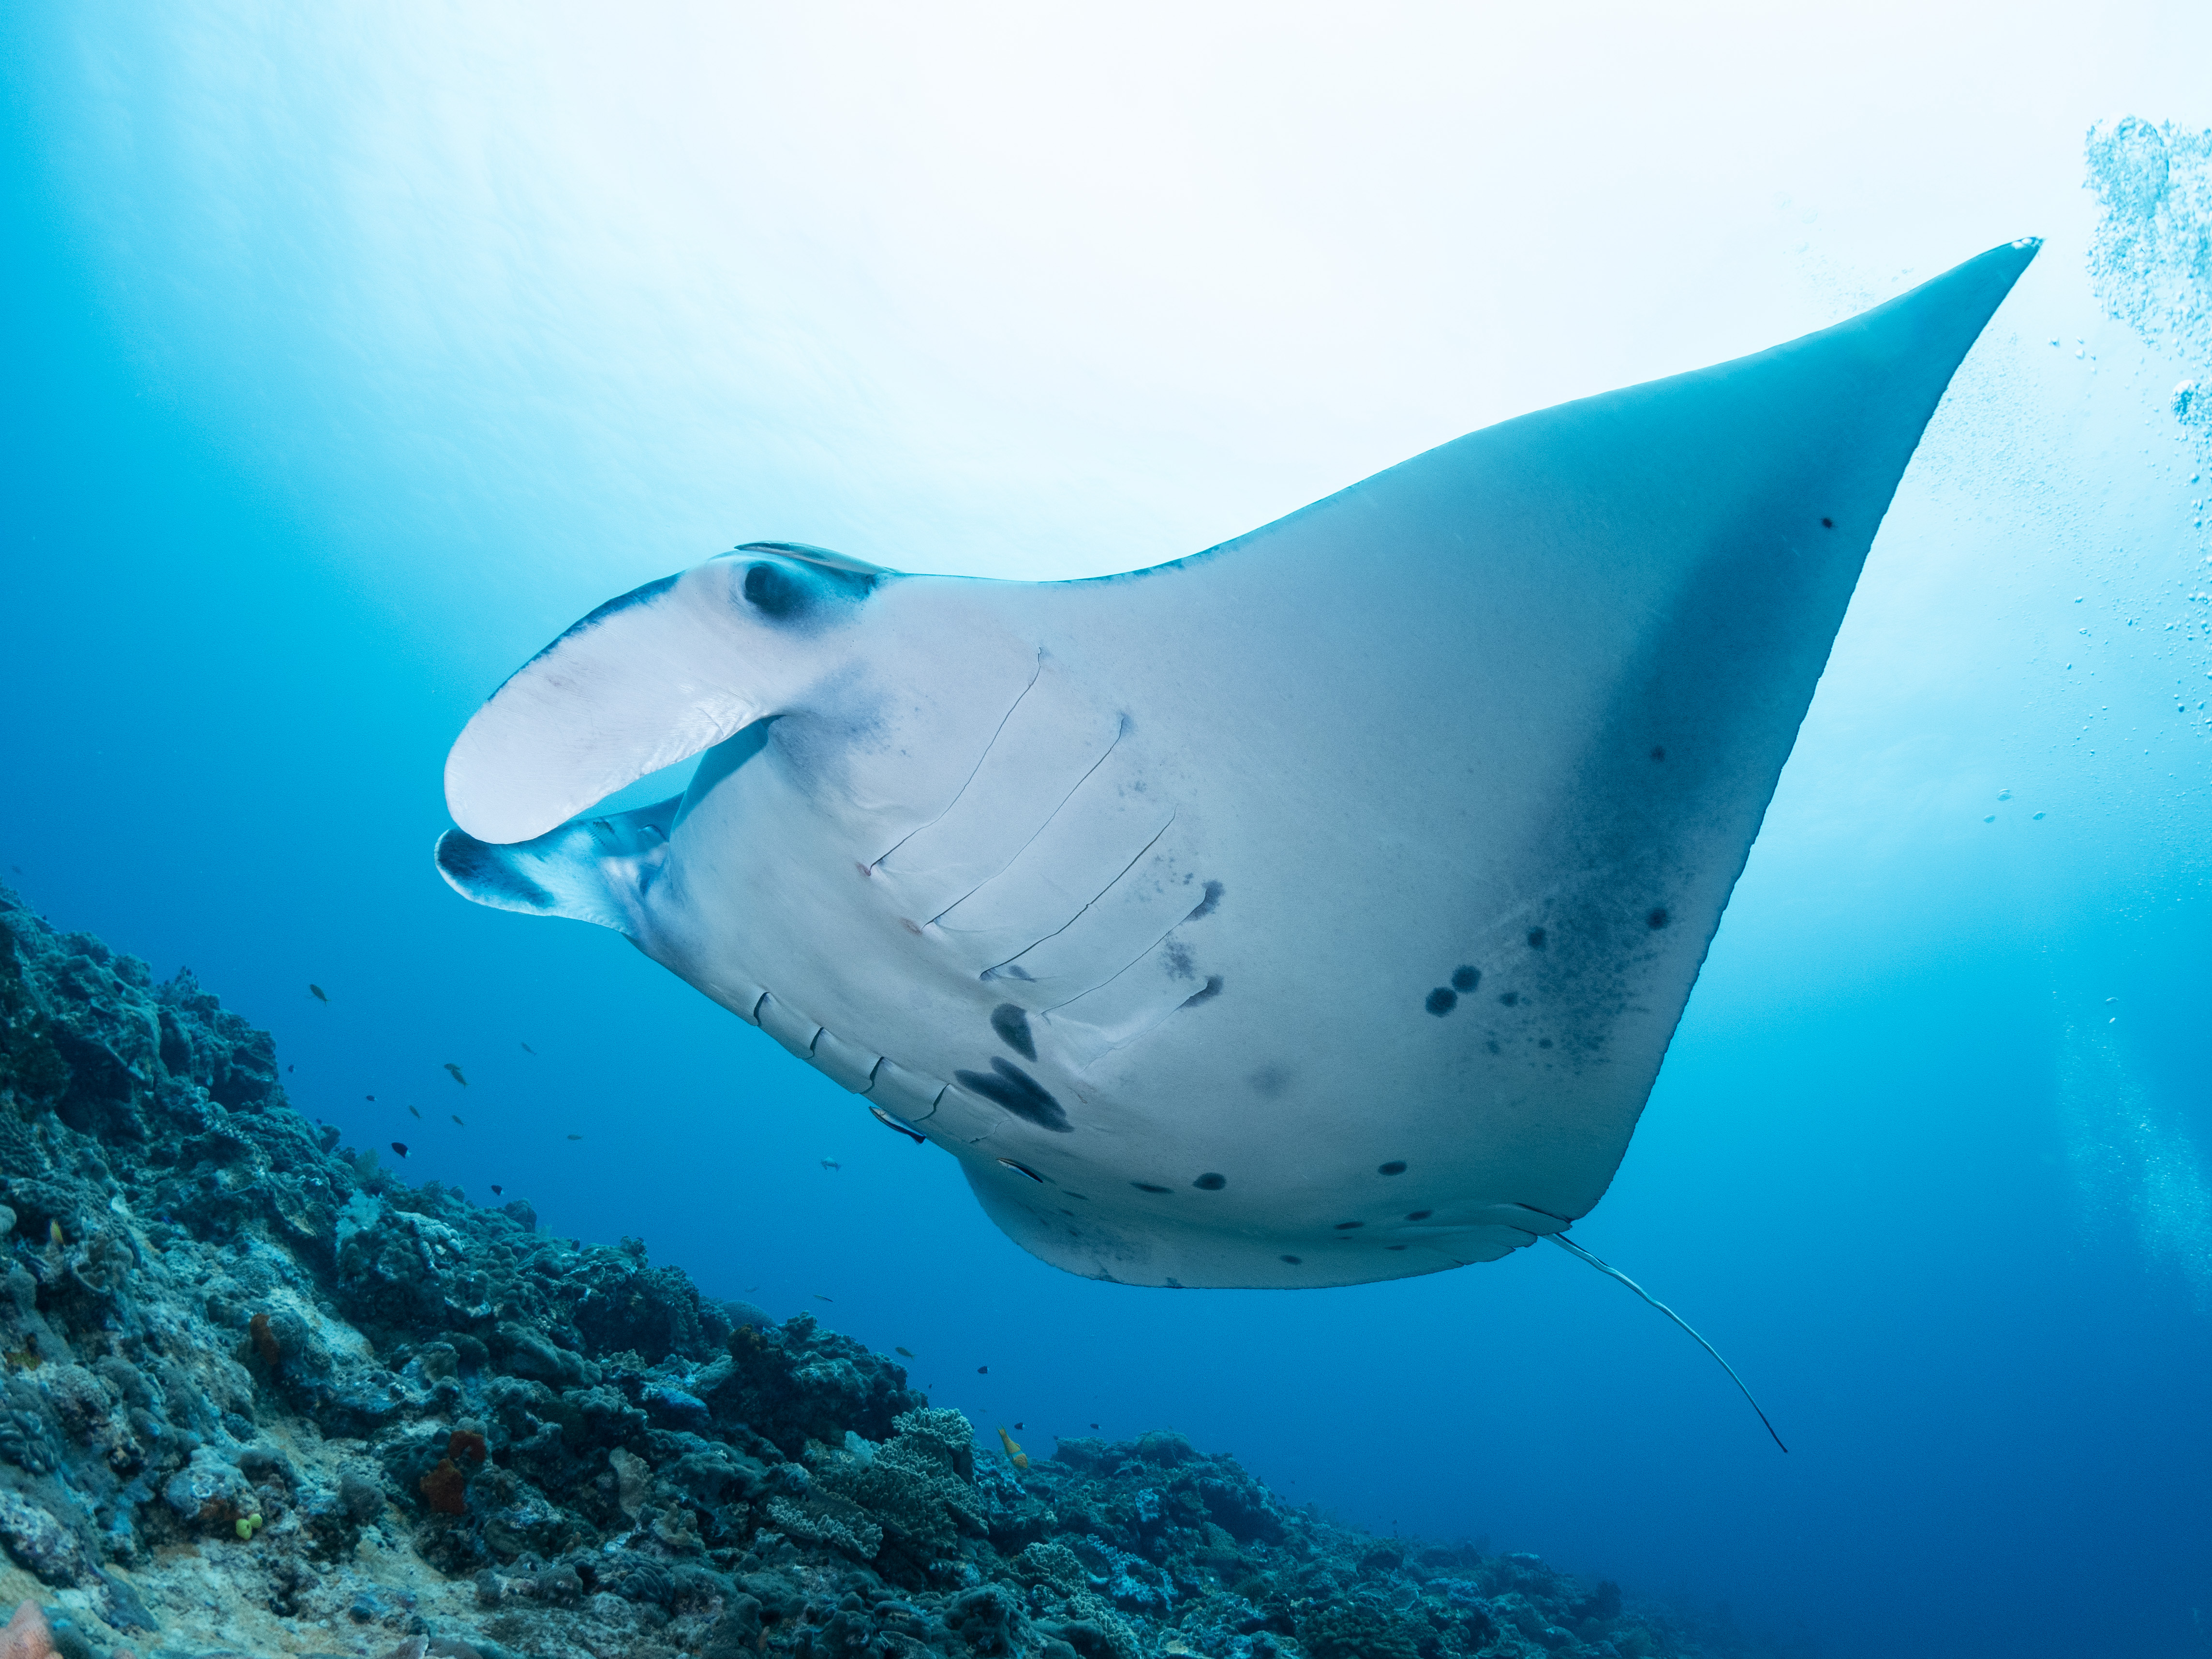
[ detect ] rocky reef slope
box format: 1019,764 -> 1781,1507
0,888 -> 1760,1659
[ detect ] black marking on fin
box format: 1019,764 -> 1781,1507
954,1058 -> 1072,1133
436,832 -> 553,910
1180,975 -> 1224,1010
567,572 -> 679,635
743,561 -> 805,617
1183,880 -> 1224,922
990,1003 -> 1037,1060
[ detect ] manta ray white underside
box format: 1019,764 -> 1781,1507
437,241 -> 2036,1289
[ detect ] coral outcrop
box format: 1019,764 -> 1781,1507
0,887 -> 1761,1659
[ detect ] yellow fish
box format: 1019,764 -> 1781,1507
996,1426 -> 1028,1471
48,1221 -> 63,1248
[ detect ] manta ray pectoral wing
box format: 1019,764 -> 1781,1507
433,239 -> 2041,1297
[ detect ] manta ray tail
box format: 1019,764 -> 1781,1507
1547,1232 -> 1789,1454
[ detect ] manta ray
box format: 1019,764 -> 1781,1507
438,240 -> 2036,1300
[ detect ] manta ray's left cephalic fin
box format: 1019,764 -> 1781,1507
433,796 -> 682,935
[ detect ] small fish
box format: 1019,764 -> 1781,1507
48,1222 -> 64,1248
520,1042 -> 535,1054
895,1347 -> 914,1358
366,1094 -> 375,1102
997,1426 -> 1029,1471
1013,1422 -> 1024,1430
408,1105 -> 420,1119
814,1294 -> 834,1302
444,1062 -> 468,1086
390,1141 -> 409,1157
490,1185 -> 504,1196
1091,1423 -> 1099,1430
309,984 -> 327,1003
452,1114 -> 464,1126
977,1365 -> 988,1375
820,1158 -> 841,1172
566,1133 -> 583,1141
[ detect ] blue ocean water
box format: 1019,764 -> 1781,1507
5,8 -> 2209,1658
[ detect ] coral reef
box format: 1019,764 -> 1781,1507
0,887 -> 1762,1659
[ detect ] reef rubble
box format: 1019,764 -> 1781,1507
0,887 -> 1759,1659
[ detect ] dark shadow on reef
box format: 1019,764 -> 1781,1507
0,886 -> 1792,1659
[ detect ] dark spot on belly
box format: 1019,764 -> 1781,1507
1527,928 -> 1546,949
1647,907 -> 1669,929
1133,1182 -> 1170,1194
1485,1040 -> 1500,1055
1377,1161 -> 1407,1176
1386,1244 -> 1408,1251
1192,1172 -> 1227,1190
1163,940 -> 1197,980
1164,1277 -> 1183,1288
1180,975 -> 1224,1010
995,1157 -> 1045,1183
1538,1038 -> 1553,1049
1499,992 -> 1519,1007
1280,1255 -> 1302,1265
900,918 -> 922,935
1183,880 -> 1224,922
953,1058 -> 1072,1132
1247,1065 -> 1290,1097
1333,1220 -> 1364,1230
1451,965 -> 1480,992
1821,517 -> 1835,528
990,1003 -> 1037,1060
1406,1210 -> 1433,1221
1650,745 -> 1666,761
1425,987 -> 1457,1015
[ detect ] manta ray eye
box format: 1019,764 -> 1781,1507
742,561 -> 805,618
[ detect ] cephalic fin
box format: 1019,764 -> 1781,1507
434,796 -> 682,935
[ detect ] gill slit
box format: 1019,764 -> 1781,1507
870,649 -> 1045,869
